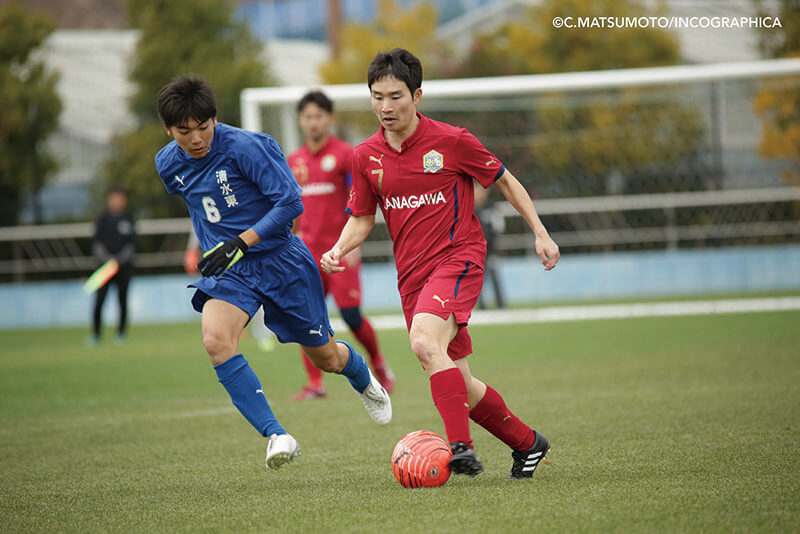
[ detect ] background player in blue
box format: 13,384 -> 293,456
154,76 -> 391,470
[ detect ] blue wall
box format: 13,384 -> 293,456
2,245 -> 799,330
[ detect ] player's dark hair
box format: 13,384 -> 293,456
367,48 -> 423,96
297,90 -> 334,114
106,185 -> 127,197
157,76 -> 217,127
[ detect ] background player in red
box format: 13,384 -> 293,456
321,48 -> 560,479
288,90 -> 394,400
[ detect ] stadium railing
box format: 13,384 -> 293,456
3,60 -> 800,281
240,58 -> 800,257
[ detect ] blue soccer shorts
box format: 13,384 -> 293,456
189,234 -> 333,347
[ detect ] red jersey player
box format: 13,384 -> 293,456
288,90 -> 394,400
321,49 -> 560,479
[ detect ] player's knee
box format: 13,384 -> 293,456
409,331 -> 436,365
202,330 -> 235,364
340,306 -> 363,331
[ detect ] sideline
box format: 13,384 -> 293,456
331,296 -> 800,331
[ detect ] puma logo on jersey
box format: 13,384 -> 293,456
309,325 -> 324,336
369,155 -> 384,166
256,389 -> 264,395
485,158 -> 498,166
432,295 -> 449,308
174,175 -> 185,186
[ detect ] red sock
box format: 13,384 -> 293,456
352,319 -> 383,365
301,352 -> 323,387
430,368 -> 472,448
469,385 -> 535,451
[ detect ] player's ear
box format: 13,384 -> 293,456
163,122 -> 172,137
211,117 -> 218,127
413,88 -> 422,106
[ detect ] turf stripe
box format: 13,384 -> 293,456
328,297 -> 800,331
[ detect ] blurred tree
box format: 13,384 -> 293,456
440,0 -> 710,199
319,0 -> 443,85
102,0 -> 274,217
0,3 -> 62,225
317,0 -> 447,142
454,0 -> 678,77
756,0 -> 800,59
754,0 -> 800,186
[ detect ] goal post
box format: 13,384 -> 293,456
4,60 -> 800,281
240,58 -> 800,261
241,58 -> 800,151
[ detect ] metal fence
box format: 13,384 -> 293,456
2,60 -> 800,281
243,59 -> 800,258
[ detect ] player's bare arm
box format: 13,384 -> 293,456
494,170 -> 560,270
321,214 -> 375,273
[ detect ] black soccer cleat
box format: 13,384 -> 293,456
449,441 -> 484,477
510,431 -> 550,479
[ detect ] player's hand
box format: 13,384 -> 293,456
535,234 -> 560,271
343,246 -> 362,268
320,247 -> 346,273
198,237 -> 248,277
184,247 -> 200,275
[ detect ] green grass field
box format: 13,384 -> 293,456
1,309 -> 798,533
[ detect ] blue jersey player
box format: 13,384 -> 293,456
154,76 -> 391,470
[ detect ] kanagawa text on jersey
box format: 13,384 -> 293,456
383,190 -> 446,210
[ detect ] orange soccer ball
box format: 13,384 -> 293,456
391,430 -> 452,488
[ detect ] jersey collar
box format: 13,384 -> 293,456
379,112 -> 429,153
306,135 -> 333,156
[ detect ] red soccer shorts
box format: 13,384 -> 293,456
401,258 -> 485,361
309,245 -> 363,309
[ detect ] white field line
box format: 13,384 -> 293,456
9,297 -> 797,434
331,297 -> 800,331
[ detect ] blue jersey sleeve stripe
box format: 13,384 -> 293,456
493,165 -> 506,182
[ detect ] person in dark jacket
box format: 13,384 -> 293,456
90,186 -> 136,344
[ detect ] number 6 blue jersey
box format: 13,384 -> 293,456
155,122 -> 302,254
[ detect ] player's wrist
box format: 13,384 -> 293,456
231,236 -> 249,253
327,245 -> 343,259
533,226 -> 550,240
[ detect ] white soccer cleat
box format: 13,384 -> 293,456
360,369 -> 392,425
266,433 -> 301,469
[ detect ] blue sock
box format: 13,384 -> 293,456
214,354 -> 285,437
338,340 -> 371,393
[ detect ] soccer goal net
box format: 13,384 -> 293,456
6,59 -> 800,282
241,58 -> 800,262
